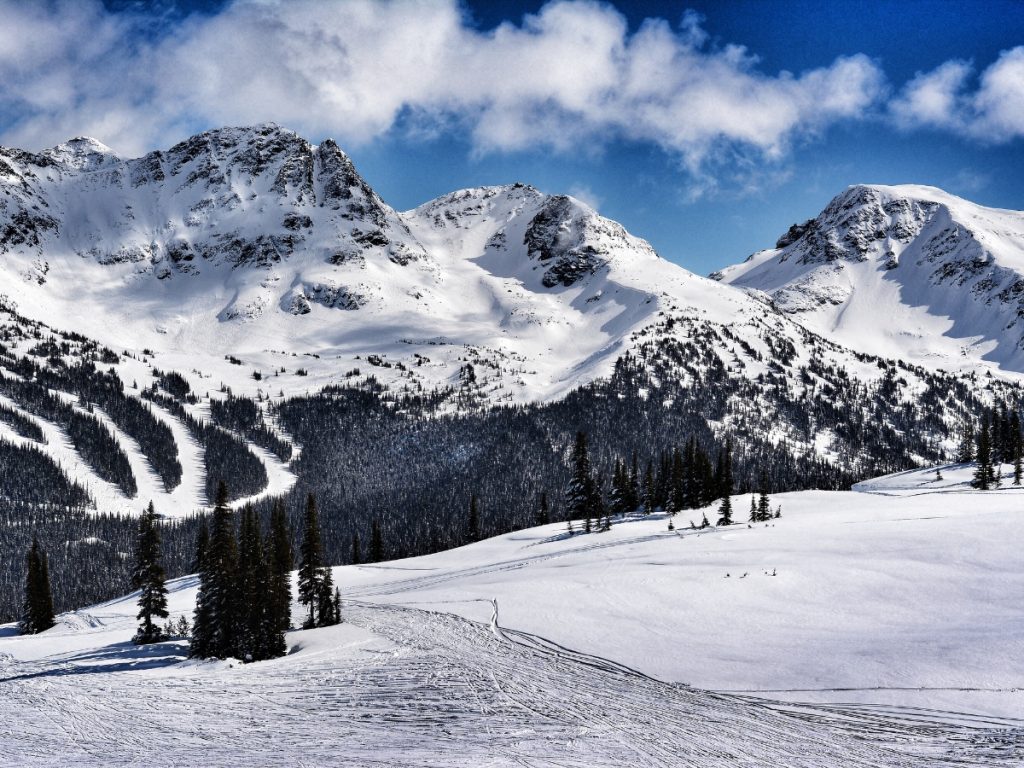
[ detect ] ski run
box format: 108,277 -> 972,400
2,464 -> 1022,767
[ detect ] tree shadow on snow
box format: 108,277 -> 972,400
0,638 -> 189,682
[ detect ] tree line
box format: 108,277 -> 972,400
19,485 -> 341,665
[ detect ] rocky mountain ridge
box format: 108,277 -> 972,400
714,183 -> 1024,372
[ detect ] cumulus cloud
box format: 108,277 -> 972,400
890,47 -> 1024,141
0,0 -> 888,176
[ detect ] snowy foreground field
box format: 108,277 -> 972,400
2,464 -> 1023,766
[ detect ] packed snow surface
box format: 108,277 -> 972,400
2,467 -> 1022,766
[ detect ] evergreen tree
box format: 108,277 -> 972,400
748,495 -> 757,523
132,501 -> 168,645
370,518 -> 384,562
972,414 -> 996,490
716,438 -> 735,501
192,517 -> 209,573
351,532 -> 362,565
627,451 -> 640,511
267,498 -> 293,645
642,461 -> 654,515
609,459 -> 628,515
191,481 -> 239,659
298,493 -> 325,629
715,439 -> 734,526
467,494 -> 481,542
757,475 -> 771,522
566,432 -> 595,522
535,492 -> 550,526
958,423 -> 975,463
19,536 -> 55,635
316,566 -> 339,627
242,507 -> 268,660
594,472 -> 609,531
669,448 -> 685,514
716,493 -> 733,526
332,588 -> 342,625
1012,412 -> 1022,486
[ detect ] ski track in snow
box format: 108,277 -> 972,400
3,465 -> 1023,765
1,600 -> 1021,767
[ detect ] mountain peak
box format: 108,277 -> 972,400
41,136 -> 118,170
716,182 -> 1024,373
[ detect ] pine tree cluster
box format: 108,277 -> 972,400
190,484 -> 301,662
970,405 -> 1023,490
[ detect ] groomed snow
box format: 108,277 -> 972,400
2,467 -> 1022,765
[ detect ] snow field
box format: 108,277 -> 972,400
1,467 -> 1023,765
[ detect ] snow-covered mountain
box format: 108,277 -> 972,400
0,122 -> 911,409
2,126 -> 1022,519
0,122 -> 752,404
713,184 -> 1024,373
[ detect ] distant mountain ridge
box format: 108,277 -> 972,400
0,122 -> 809,407
713,184 -> 1024,373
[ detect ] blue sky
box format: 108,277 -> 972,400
1,1 -> 1022,273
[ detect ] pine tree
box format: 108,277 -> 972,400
467,494 -> 481,542
757,475 -> 771,522
566,432 -> 595,523
669,447 -> 685,514
332,588 -> 342,625
267,498 -> 293,645
234,505 -> 287,662
193,517 -> 209,573
370,518 -> 384,562
958,423 -> 975,463
748,495 -> 757,523
191,481 -> 239,659
535,492 -> 550,526
316,566 -> 337,627
351,532 -> 362,564
642,461 -> 654,515
627,451 -> 640,511
972,414 -> 996,490
716,439 -> 734,525
132,501 -> 168,645
19,536 -> 55,635
716,493 -> 733,526
1012,412 -> 1022,486
609,459 -> 627,515
594,473 -> 609,531
298,493 -> 325,629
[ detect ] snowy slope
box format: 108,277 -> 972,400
2,472 -> 1022,765
5,128 -> 1024,516
0,126 -> 971,408
713,184 -> 1024,373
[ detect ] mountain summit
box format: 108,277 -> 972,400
713,184 -> 1024,372
0,124 -> 744,404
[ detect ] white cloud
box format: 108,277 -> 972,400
567,183 -> 602,209
0,0 -> 889,174
890,47 -> 1024,142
